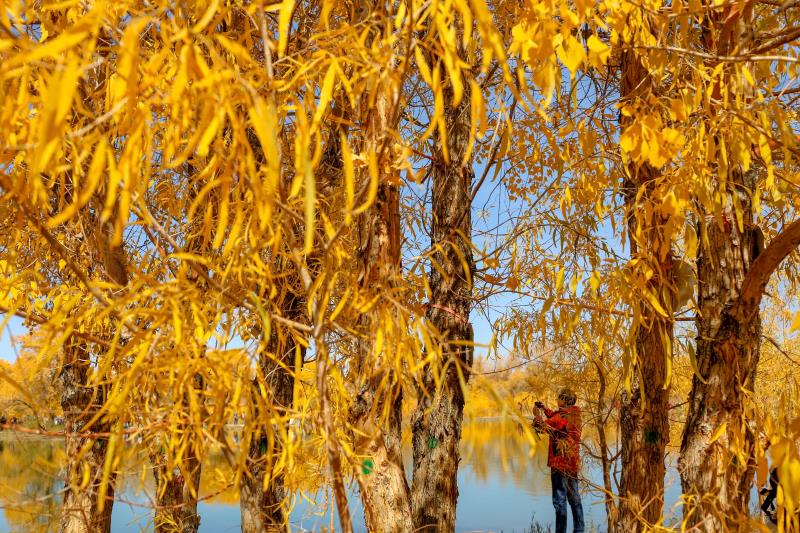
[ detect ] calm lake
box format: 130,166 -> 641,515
0,424 -> 720,533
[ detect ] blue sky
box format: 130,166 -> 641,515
0,315 -> 24,362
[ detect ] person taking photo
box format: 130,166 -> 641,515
531,388 -> 584,533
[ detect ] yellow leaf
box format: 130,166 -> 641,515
48,139 -> 107,227
685,225 -> 698,257
109,18 -> 149,108
248,96 -> 280,207
587,35 -> 610,70
415,46 -> 433,86
304,152 -> 315,253
215,34 -> 255,65
341,132 -> 355,224
394,1 -> 407,29
708,421 -> 727,445
643,288 -> 668,317
12,30 -> 87,67
196,110 -> 221,157
790,311 -> 800,332
353,150 -> 378,215
555,267 -> 565,293
589,271 -> 600,294
557,34 -> 586,76
192,0 -> 220,33
277,0 -> 295,57
312,61 -> 337,130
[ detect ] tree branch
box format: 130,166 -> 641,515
737,218 -> 800,318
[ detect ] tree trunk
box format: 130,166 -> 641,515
615,48 -> 674,533
592,359 -> 617,531
152,449 -> 202,533
59,340 -> 115,533
410,43 -> 475,533
349,82 -> 414,532
150,170 -> 210,533
59,221 -> 128,533
240,294 -> 303,533
678,173 -> 762,531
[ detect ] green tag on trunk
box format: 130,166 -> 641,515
362,458 -> 374,475
427,436 -> 439,449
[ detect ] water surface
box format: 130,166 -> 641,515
0,425 -> 713,532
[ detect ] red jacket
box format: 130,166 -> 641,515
536,406 -> 582,475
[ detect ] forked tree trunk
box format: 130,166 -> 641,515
615,48 -> 674,533
349,81 -> 414,532
59,340 -> 115,533
410,35 -> 475,533
676,7 -> 774,529
679,172 -> 762,531
240,291 -> 304,532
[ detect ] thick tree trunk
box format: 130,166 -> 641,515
59,340 -> 115,533
152,450 -> 202,533
410,49 -> 475,533
150,172 -> 209,533
59,221 -> 128,533
349,83 -> 413,532
679,173 -> 762,531
240,292 -> 303,532
151,376 -> 204,533
615,49 -> 673,533
676,6 -> 771,530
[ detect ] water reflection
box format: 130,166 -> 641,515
0,434 -> 64,533
0,423 -> 672,532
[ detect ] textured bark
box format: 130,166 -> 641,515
151,450 -> 202,533
615,49 -> 673,533
592,359 -> 617,531
678,173 -> 762,532
676,7 -> 774,529
240,291 -> 304,533
59,340 -> 115,533
59,218 -> 128,533
150,170 -> 208,533
349,82 -> 413,532
55,22 -> 124,533
410,39 -> 475,533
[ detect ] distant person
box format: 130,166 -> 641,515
760,467 -> 779,524
532,388 -> 584,533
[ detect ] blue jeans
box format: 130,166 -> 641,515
551,470 -> 584,533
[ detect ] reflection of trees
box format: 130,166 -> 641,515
0,435 -> 65,533
461,421 -> 549,493
1,426 -> 556,529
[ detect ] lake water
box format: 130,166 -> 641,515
0,425 -> 753,533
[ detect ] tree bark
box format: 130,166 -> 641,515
59,340 -> 115,533
59,217 -> 129,533
592,358 -> 617,531
676,5 -> 782,528
152,449 -> 202,533
150,170 -> 208,533
240,290 -> 304,533
349,81 -> 414,532
678,172 -> 763,531
410,39 -> 475,533
615,48 -> 674,533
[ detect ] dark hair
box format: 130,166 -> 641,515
558,388 -> 577,406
